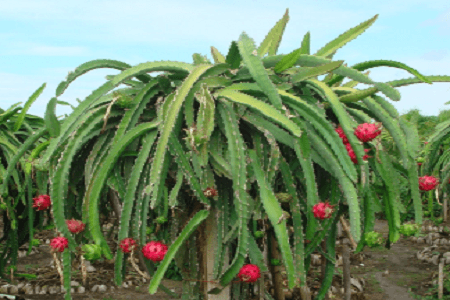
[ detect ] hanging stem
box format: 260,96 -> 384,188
429,190 -> 435,222
129,250 -> 150,279
339,216 -> 357,250
52,251 -> 64,286
80,254 -> 87,286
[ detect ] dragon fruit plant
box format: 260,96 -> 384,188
4,7 -> 450,300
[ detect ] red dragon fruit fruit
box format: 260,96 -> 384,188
119,238 -> 137,253
142,241 -> 168,262
345,144 -> 370,164
32,195 -> 51,211
66,219 -> 85,234
354,123 -> 382,143
237,264 -> 261,283
313,202 -> 336,220
335,126 -> 349,144
418,175 -> 438,191
50,237 -> 68,252
203,187 -> 218,198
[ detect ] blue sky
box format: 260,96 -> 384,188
2,0 -> 450,119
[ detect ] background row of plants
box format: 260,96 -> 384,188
2,8 -> 450,300
379,108 -> 450,225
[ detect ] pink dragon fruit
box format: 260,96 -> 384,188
345,144 -> 370,164
419,175 -> 438,191
50,237 -> 68,252
354,123 -> 382,143
66,219 -> 85,234
313,202 -> 336,220
119,238 -> 137,253
32,195 -> 51,211
142,241 -> 168,262
203,187 -> 218,198
335,126 -> 349,144
237,264 -> 261,283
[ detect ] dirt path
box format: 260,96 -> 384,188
356,219 -> 437,299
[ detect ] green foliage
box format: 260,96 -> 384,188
364,231 -> 384,248
81,244 -> 103,261
399,223 -> 420,237
270,258 -> 281,266
2,8 -> 450,300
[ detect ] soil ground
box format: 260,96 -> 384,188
0,218 -> 447,300
354,219 -> 431,300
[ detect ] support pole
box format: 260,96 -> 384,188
439,258 -> 445,299
342,239 -> 351,300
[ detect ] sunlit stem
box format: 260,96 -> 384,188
129,250 -> 150,279
80,254 -> 87,286
52,251 -> 64,286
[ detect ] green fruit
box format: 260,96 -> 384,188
275,193 -> 293,203
155,216 -> 168,224
253,231 -> 264,239
31,239 -> 41,247
113,91 -> 134,109
81,244 -> 102,261
270,258 -> 281,266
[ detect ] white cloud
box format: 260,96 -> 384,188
420,50 -> 449,61
419,8 -> 450,35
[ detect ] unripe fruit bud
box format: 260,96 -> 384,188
155,216 -> 168,224
270,259 -> 281,266
253,231 -> 264,239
